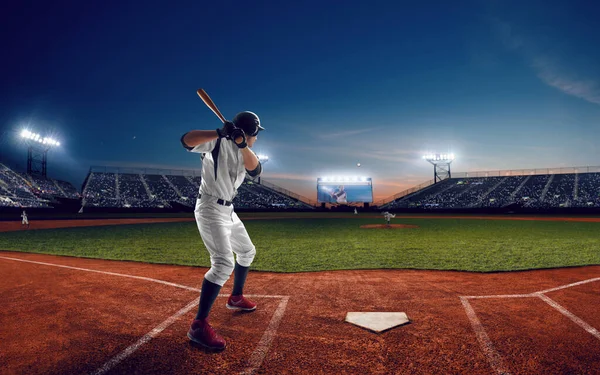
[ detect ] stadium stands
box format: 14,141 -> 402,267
80,169 -> 314,210
481,175 -> 528,208
82,172 -> 120,207
0,163 -> 79,208
3,160 -> 599,213
381,171 -> 600,211
573,173 -> 600,208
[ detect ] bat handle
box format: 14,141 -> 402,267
197,89 -> 227,123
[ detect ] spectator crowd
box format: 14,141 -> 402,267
382,172 -> 600,210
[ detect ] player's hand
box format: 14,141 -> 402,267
231,128 -> 247,148
216,121 -> 235,139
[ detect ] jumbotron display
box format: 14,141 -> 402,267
317,177 -> 373,204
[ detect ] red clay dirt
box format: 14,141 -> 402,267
0,217 -> 194,232
360,224 -> 420,229
1,215 -> 600,374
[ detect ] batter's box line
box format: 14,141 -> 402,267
0,256 -> 290,375
459,276 -> 600,375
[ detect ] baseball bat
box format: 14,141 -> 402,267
197,88 -> 227,124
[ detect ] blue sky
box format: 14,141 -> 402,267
1,0 -> 599,202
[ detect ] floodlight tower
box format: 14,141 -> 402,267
423,153 -> 455,183
20,130 -> 61,177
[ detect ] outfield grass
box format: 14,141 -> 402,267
1,217 -> 599,272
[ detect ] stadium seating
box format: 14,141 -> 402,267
382,172 -> 600,210
538,173 -> 575,208
572,173 -> 600,207
80,170 -> 313,210
481,175 -> 528,208
0,163 -> 80,209
82,172 -> 120,207
5,159 -> 598,212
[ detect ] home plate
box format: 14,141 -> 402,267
345,312 -> 410,333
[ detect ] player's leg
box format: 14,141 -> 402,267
188,200 -> 235,350
195,205 -> 235,318
227,210 -> 257,311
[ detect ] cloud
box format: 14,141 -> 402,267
314,127 -> 384,139
261,172 -> 316,181
531,57 -> 600,105
265,141 -> 419,164
493,19 -> 600,106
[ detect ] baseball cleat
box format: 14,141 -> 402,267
187,319 -> 226,350
226,295 -> 257,311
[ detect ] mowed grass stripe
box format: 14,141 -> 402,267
1,218 -> 599,272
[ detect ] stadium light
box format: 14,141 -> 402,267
423,152 -> 455,183
20,128 -> 62,177
423,153 -> 454,162
256,154 -> 269,162
319,176 -> 371,183
20,129 -> 61,147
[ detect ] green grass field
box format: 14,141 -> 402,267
1,216 -> 599,272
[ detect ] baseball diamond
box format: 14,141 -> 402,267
3,2 -> 600,373
1,214 -> 600,374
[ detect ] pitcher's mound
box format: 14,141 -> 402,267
360,224 -> 419,229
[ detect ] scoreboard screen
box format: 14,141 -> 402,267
317,177 -> 373,204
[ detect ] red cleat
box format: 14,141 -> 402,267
187,319 -> 226,350
226,295 -> 257,311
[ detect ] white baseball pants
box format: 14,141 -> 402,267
194,194 -> 256,286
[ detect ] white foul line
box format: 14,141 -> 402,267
537,277 -> 600,294
463,294 -> 535,299
90,298 -> 199,375
0,255 -> 290,374
460,297 -> 511,375
536,293 -> 600,341
241,296 -> 290,375
461,276 -> 600,374
0,255 -> 288,300
0,255 -> 200,292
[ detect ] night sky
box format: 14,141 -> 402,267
1,0 -> 599,202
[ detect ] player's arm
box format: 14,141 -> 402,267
181,130 -> 218,150
231,129 -> 261,177
240,148 -> 261,177
181,122 -> 235,150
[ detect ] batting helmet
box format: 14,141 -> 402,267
232,111 -> 265,137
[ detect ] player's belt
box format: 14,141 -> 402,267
197,193 -> 233,206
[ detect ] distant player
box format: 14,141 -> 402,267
181,111 -> 265,351
330,185 -> 347,204
382,211 -> 395,226
21,210 -> 29,229
354,207 -> 358,215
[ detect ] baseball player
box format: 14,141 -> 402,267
21,210 -> 29,229
354,207 -> 358,215
181,111 -> 264,351
382,211 -> 395,226
330,185 -> 347,204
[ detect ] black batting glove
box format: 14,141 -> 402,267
216,121 -> 235,139
231,128 -> 247,148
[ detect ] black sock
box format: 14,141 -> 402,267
195,279 -> 222,320
232,262 -> 249,296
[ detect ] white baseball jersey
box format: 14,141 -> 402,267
188,138 -> 253,201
